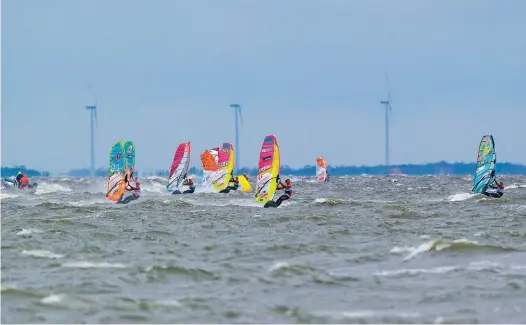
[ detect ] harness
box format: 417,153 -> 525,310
282,184 -> 292,197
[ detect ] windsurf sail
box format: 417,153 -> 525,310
167,142 -> 191,192
201,149 -> 219,172
212,143 -> 235,192
106,141 -> 127,201
200,147 -> 220,188
255,135 -> 280,204
123,140 -> 136,178
238,175 -> 252,192
316,156 -> 327,181
472,135 -> 496,194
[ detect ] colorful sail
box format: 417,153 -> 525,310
255,135 -> 280,204
316,156 -> 327,181
167,142 -> 190,192
201,149 -> 219,172
106,141 -> 127,201
238,175 -> 252,192
201,147 -> 220,188
472,135 -> 496,194
123,140 -> 136,178
212,143 -> 235,192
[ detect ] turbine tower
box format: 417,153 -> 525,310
379,70 -> 392,167
85,104 -> 98,177
230,104 -> 242,175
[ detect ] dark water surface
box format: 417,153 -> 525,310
2,175 -> 526,323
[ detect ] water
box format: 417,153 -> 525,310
2,175 -> 526,323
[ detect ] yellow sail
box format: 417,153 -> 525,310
212,143 -> 235,192
238,175 -> 252,192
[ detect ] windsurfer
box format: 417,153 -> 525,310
275,178 -> 293,207
220,176 -> 239,193
242,173 -> 248,181
16,171 -> 23,185
483,178 -> 504,198
182,177 -> 196,194
18,174 -> 31,189
326,170 -> 330,181
118,179 -> 141,204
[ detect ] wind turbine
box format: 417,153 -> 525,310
85,102 -> 98,177
230,104 -> 242,175
379,70 -> 392,168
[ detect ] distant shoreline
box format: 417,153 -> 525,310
2,161 -> 526,177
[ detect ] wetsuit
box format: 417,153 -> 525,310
483,181 -> 504,198
16,173 -> 23,186
183,179 -> 195,194
275,182 -> 293,207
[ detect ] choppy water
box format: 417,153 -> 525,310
1,175 -> 526,323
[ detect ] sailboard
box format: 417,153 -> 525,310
255,135 -> 280,204
167,142 -> 191,193
106,141 -> 127,201
472,135 -> 496,194
200,147 -> 219,188
212,143 -> 235,192
316,156 -> 328,181
238,175 -> 252,192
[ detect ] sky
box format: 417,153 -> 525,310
1,0 -> 525,174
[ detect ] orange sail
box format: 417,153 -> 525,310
201,150 -> 218,171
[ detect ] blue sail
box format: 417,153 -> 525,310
122,140 -> 136,177
472,135 -> 496,194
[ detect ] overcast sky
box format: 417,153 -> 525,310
2,0 -> 525,174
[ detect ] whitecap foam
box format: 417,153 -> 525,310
403,240 -> 438,261
467,260 -> 503,272
390,246 -> 414,254
61,261 -> 128,268
269,261 -> 290,272
448,193 -> 475,201
21,249 -> 64,259
17,228 -> 44,235
63,199 -> 109,207
41,293 -> 66,304
0,192 -> 19,199
35,183 -> 73,195
1,283 -> 18,291
155,300 -> 181,307
374,266 -> 459,277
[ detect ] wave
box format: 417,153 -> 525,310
21,249 -> 64,259
390,239 -> 520,261
61,261 -> 128,268
35,183 -> 73,195
448,193 -> 476,201
17,228 -> 44,235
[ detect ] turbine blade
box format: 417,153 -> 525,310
383,65 -> 391,102
239,107 -> 243,128
94,108 -> 98,127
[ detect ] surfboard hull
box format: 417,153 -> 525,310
264,200 -> 278,208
